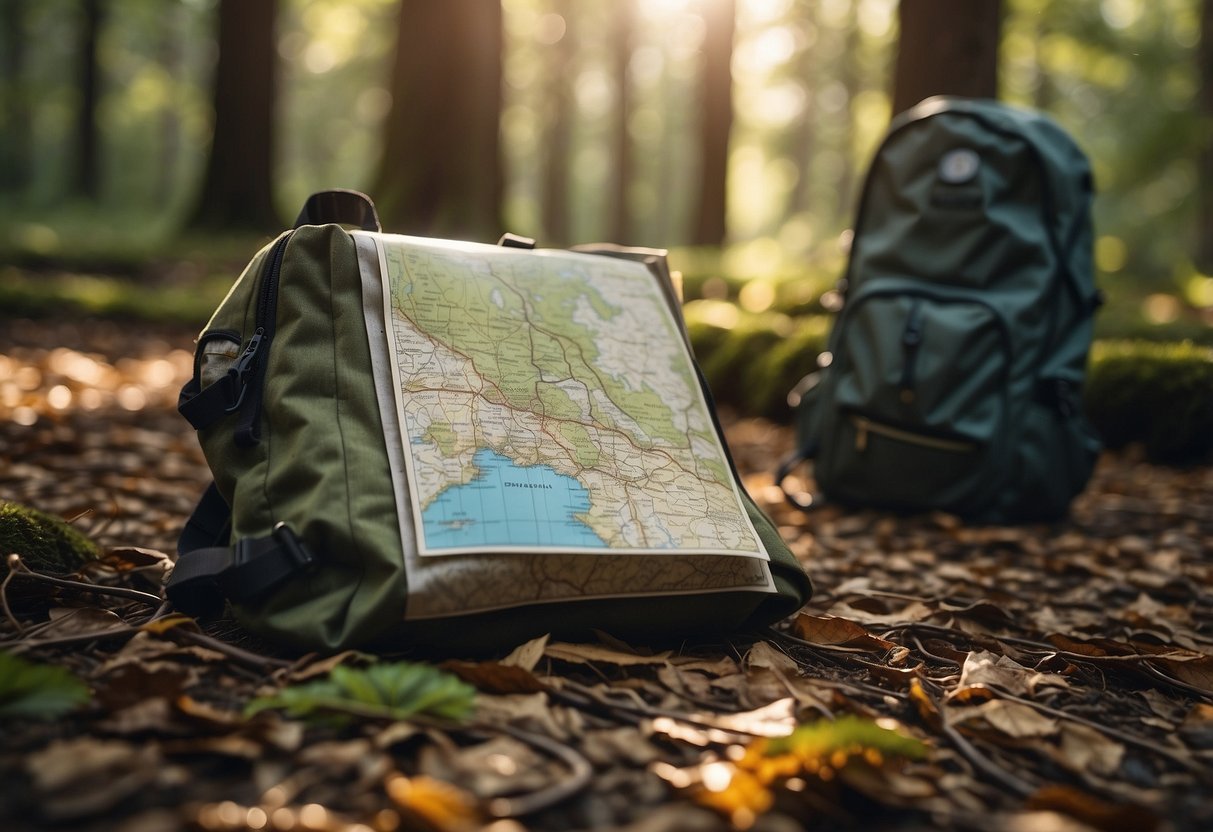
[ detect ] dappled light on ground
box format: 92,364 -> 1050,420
1,321 -> 1212,831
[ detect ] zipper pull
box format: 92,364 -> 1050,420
900,302 -> 924,404
225,327 -> 266,413
854,416 -> 869,451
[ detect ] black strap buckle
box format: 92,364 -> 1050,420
271,522 -> 315,570
221,523 -> 315,603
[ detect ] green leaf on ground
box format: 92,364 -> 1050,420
763,714 -> 928,760
0,652 -> 91,720
245,661 -> 476,724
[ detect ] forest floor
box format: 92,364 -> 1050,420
1,318 -> 1212,832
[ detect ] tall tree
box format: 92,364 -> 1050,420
189,0 -> 279,232
373,0 -> 503,239
790,8 -> 819,219
0,0 -> 30,194
609,0 -> 635,242
892,0 -> 1002,115
157,2 -> 184,205
836,0 -> 862,218
690,0 -> 736,246
73,0 -> 104,199
541,1 -> 575,245
1198,0 -> 1213,272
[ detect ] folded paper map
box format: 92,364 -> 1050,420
356,233 -> 775,618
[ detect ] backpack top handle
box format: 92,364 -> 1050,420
294,189 -> 382,232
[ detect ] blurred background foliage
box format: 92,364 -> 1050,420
0,0 -> 1210,438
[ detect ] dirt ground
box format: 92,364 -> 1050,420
2,318 -> 1211,832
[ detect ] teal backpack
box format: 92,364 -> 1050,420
778,97 -> 1102,523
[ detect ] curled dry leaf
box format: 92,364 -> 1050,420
501,633 -> 550,671
957,650 -> 1070,697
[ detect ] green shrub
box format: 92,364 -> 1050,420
744,320 -> 830,420
1085,340 -> 1213,464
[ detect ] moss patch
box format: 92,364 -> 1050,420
1085,340 -> 1213,464
0,502 -> 101,575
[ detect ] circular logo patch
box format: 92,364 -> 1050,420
938,148 -> 980,184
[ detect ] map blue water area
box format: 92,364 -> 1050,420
420,449 -> 608,550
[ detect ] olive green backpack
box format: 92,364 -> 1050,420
167,191 -> 811,652
779,97 -> 1102,523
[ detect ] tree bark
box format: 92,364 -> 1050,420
373,0 -> 503,239
836,1 -> 862,218
188,0 -> 279,232
73,0 -> 103,199
690,0 -> 736,246
609,0 -> 634,242
892,0 -> 1002,116
542,0 -> 574,246
1197,0 -> 1213,272
0,0 -> 30,194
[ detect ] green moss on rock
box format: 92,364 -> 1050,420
0,502 -> 101,574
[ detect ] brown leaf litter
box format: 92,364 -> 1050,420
1,320 -> 1211,832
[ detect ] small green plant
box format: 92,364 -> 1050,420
0,652 -> 91,720
246,661 -> 476,724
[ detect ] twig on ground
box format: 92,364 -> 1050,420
918,680 -> 1039,798
5,553 -> 164,607
1,555 -> 26,636
988,684 -> 1212,779
170,627 -> 293,673
480,722 -> 595,818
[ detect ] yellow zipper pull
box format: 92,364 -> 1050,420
855,417 -> 869,451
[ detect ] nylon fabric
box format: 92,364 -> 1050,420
786,97 -> 1100,522
175,199 -> 811,652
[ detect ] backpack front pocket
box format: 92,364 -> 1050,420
814,287 -> 1012,513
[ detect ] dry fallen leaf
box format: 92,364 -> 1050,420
501,633 -> 550,671
957,650 -> 1069,697
948,699 -> 1059,739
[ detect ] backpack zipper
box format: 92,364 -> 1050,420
233,231 -> 293,447
899,300 -> 924,403
851,413 -> 978,453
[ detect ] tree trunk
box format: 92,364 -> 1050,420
0,0 -> 30,194
73,0 -> 103,199
690,0 -> 735,246
790,9 -> 819,218
158,3 -> 182,205
1197,0 -> 1213,272
542,0 -> 574,246
373,0 -> 503,239
188,0 -> 279,232
609,0 -> 634,242
892,0 -> 1002,116
836,2 -> 862,219
1031,1 -> 1056,112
